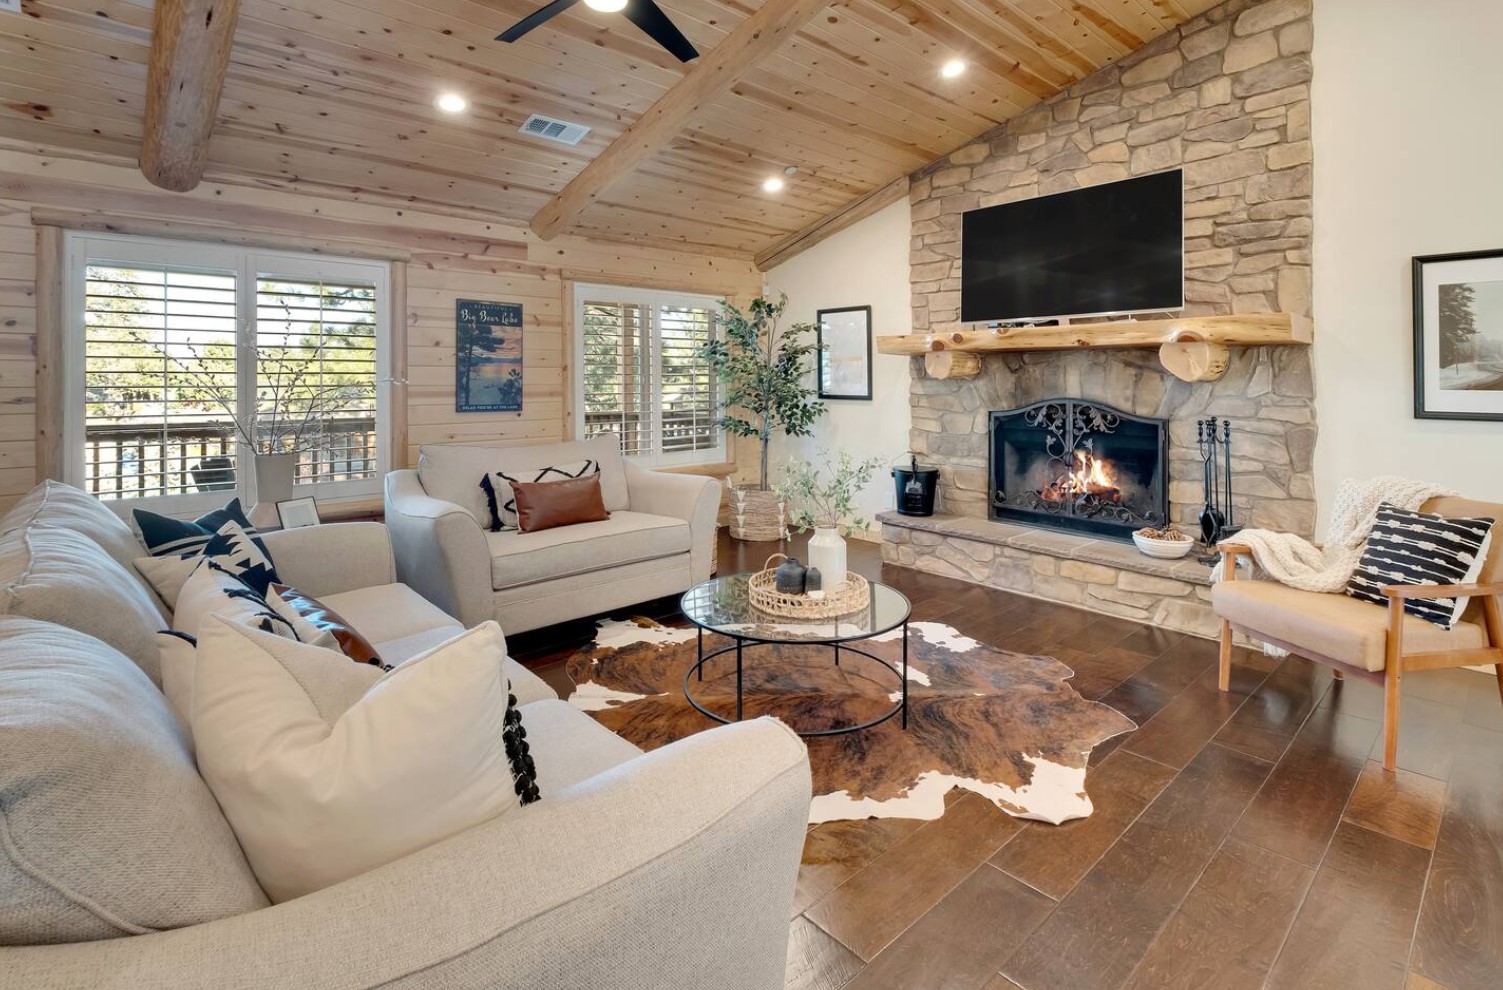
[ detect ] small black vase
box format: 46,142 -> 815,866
775,556 -> 807,595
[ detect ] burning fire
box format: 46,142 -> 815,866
1041,450 -> 1122,503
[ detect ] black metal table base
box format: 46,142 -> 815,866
682,622 -> 909,738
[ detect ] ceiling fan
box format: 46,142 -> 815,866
497,0 -> 700,63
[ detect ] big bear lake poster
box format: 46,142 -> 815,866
455,299 -> 524,413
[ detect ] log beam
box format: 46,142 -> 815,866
529,0 -> 832,241
874,313 -> 1312,356
141,0 -> 242,192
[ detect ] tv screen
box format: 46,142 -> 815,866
960,169 -> 1184,323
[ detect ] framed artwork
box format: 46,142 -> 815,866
275,496 -> 320,530
817,305 -> 873,400
456,299 -> 524,413
1414,250 -> 1503,420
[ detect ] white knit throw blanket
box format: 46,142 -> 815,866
1211,476 -> 1458,592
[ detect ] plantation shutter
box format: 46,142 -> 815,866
254,276 -> 379,486
577,289 -> 722,465
580,300 -> 652,456
82,263 -> 240,500
657,303 -> 718,456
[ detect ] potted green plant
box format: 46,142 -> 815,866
701,294 -> 825,541
775,452 -> 886,590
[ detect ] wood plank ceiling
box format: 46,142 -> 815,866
0,0 -> 1221,258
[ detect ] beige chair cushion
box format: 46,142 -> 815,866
1213,579 -> 1488,671
518,699 -> 643,793
487,510 -> 690,590
319,582 -> 556,704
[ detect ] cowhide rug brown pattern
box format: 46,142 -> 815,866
565,618 -> 1135,825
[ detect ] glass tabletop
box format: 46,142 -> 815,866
679,573 -> 912,644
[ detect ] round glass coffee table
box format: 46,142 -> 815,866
678,573 -> 912,737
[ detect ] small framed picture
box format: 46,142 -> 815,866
1413,249 -> 1503,420
817,305 -> 873,400
275,496 -> 321,530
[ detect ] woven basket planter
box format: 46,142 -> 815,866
727,484 -> 787,542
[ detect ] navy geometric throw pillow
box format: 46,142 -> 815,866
135,498 -> 271,559
200,521 -> 281,597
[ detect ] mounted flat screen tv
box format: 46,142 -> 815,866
960,169 -> 1184,323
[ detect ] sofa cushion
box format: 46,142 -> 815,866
0,480 -> 144,577
136,519 -> 285,609
519,699 -> 643,793
0,618 -> 267,945
487,511 -> 690,590
318,582 -> 556,703
193,618 -> 537,902
418,433 -> 629,525
0,525 -> 168,684
1212,579 -> 1489,672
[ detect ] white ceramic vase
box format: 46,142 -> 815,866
807,526 -> 848,592
249,452 -> 298,529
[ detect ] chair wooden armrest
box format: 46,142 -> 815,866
1216,543 -> 1252,582
1381,582 -> 1503,600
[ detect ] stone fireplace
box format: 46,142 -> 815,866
880,0 -> 1318,638
990,399 -> 1168,540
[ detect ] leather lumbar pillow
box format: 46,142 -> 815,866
510,472 -> 610,533
267,583 -> 385,666
192,618 -> 537,902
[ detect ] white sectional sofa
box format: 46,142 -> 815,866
0,480 -> 811,990
385,433 -> 721,634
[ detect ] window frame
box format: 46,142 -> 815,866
62,232 -> 391,517
571,282 -> 725,468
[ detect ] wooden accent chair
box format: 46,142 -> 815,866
1212,496 -> 1503,771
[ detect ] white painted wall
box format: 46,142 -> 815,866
1312,0 -> 1503,533
766,199 -> 913,537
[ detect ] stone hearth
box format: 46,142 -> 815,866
880,511 -> 1219,639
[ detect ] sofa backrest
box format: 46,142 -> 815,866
0,617 -> 267,946
417,433 -> 629,522
0,480 -> 147,578
1422,495 -> 1503,624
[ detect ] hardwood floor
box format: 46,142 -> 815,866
508,530 -> 1503,990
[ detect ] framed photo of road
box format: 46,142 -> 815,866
1414,250 -> 1503,420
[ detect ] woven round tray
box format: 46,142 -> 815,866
748,554 -> 871,619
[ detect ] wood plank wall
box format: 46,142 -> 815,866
0,147 -> 762,514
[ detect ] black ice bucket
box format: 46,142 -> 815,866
892,455 -> 939,517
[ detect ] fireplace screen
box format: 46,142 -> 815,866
989,400 -> 1167,539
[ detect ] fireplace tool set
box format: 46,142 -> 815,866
1196,418 -> 1239,558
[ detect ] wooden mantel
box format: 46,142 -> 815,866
876,312 -> 1312,382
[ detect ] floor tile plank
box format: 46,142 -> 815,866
842,865 -> 1055,990
1120,838 -> 1314,990
786,916 -> 864,990
805,793 -> 1022,961
1231,707 -> 1380,866
1000,744 -> 1273,990
991,749 -> 1177,900
1213,655 -> 1332,762
1121,655 -> 1278,770
794,818 -> 927,917
1343,760 -> 1447,850
1265,822 -> 1431,990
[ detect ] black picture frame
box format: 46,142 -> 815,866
1413,249 -> 1503,421
275,496 -> 321,530
816,305 -> 873,401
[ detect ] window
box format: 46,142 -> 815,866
64,233 -> 389,513
574,284 -> 722,466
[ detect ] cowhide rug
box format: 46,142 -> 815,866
564,618 -> 1135,825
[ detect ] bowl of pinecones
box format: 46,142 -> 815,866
1132,526 -> 1194,559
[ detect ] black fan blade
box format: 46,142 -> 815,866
622,0 -> 700,62
497,0 -> 581,43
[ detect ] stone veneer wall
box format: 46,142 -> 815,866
907,0 -> 1318,537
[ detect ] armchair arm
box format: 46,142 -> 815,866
258,522 -> 396,598
1381,582 -> 1503,600
0,718 -> 812,990
383,470 -> 493,628
625,462 -> 722,582
1216,543 -> 1252,581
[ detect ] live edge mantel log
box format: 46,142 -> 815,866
877,313 -> 1312,382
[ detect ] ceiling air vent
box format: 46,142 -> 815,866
518,114 -> 590,147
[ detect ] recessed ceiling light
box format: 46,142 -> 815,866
762,176 -> 785,193
941,59 -> 966,79
585,0 -> 628,10
435,92 -> 468,113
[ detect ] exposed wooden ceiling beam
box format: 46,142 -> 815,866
141,0 -> 243,192
529,0 -> 834,241
755,175 -> 910,271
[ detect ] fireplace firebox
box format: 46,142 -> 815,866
989,399 -> 1168,540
